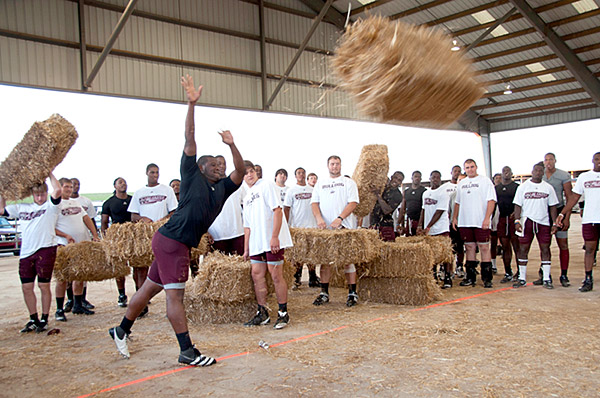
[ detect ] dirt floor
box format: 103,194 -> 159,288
1,217 -> 599,398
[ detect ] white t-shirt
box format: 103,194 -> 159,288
128,184 -> 178,221
311,176 -> 360,229
6,199 -> 61,258
513,179 -> 559,226
422,187 -> 450,235
72,195 -> 96,218
243,179 -> 293,256
283,184 -> 317,228
573,170 -> 600,224
208,184 -> 246,241
440,181 -> 457,218
456,175 -> 497,228
55,199 -> 92,245
275,184 -> 288,204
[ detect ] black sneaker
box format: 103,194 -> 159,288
178,346 -> 216,367
244,307 -> 270,326
118,294 -> 128,307
459,278 -> 475,287
454,265 -> 465,279
579,279 -> 593,292
20,320 -> 37,333
313,292 -> 330,306
308,275 -> 321,288
36,319 -> 48,333
483,280 -> 493,288
492,266 -> 498,275
543,280 -> 554,289
55,309 -> 67,322
500,274 -> 513,283
346,292 -> 358,307
83,299 -> 95,310
274,311 -> 290,329
442,274 -> 452,289
72,305 -> 95,315
137,305 -> 149,319
109,326 -> 130,358
559,275 -> 570,287
512,279 -> 527,288
64,299 -> 74,313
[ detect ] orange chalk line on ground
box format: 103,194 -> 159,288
76,285 -> 520,398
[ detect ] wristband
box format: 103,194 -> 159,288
557,213 -> 564,218
514,220 -> 521,224
337,216 -> 344,220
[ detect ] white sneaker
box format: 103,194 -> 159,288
109,326 -> 130,359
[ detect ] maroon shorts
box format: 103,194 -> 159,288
405,219 -> 419,236
582,223 -> 600,242
377,226 -> 396,242
497,216 -> 516,239
19,246 -> 57,284
459,227 -> 491,243
147,231 -> 190,289
519,219 -> 551,245
250,249 -> 285,264
212,235 -> 245,255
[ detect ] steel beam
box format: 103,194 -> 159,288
83,0 -> 139,88
479,119 -> 493,178
508,0 -> 600,106
265,0 -> 334,109
259,0 -> 267,110
297,0 -> 345,29
465,7 -> 517,52
78,0 -> 87,91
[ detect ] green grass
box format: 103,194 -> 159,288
7,192 -> 132,204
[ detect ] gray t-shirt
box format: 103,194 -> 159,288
542,168 -> 570,207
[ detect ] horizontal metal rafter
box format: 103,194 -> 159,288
473,88 -> 586,110
488,103 -> 598,123
482,98 -> 594,118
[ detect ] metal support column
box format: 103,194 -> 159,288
479,118 -> 492,179
259,0 -> 268,110
78,0 -> 87,91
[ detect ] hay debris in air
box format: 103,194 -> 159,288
361,276 -> 441,306
352,145 -> 389,218
53,241 -> 130,282
401,235 -> 454,265
331,16 -> 485,127
0,114 -> 78,201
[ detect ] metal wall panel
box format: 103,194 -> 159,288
0,0 -> 78,41
490,106 -> 600,132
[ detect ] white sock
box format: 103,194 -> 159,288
518,263 -> 528,282
542,262 -> 551,281
492,259 -> 496,268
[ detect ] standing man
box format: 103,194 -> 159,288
170,179 -> 181,201
399,171 -> 426,236
370,171 -> 404,242
557,152 -> 600,292
284,167 -> 319,288
307,173 -> 318,188
542,153 -> 573,287
440,166 -> 465,278
495,166 -> 520,283
452,159 -> 497,288
512,162 -> 559,289
255,164 -> 263,180
101,177 -> 133,307
0,173 -> 62,333
109,75 -> 244,366
274,169 -> 288,204
311,156 -> 360,307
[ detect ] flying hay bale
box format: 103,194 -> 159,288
0,114 -> 78,201
352,145 -> 389,217
53,241 -> 130,282
361,276 -> 441,306
331,16 -> 485,127
287,228 -> 380,267
401,235 -> 454,265
103,219 -> 168,267
365,241 -> 434,278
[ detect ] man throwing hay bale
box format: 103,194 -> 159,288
109,75 -> 245,366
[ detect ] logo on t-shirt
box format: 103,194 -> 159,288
295,192 -> 312,200
246,192 -> 261,206
584,180 -> 600,188
524,192 -> 549,199
140,195 -> 167,205
61,206 -> 83,216
424,198 -> 438,205
19,209 -> 46,221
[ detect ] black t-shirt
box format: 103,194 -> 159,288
404,186 -> 426,220
495,181 -> 519,217
101,194 -> 132,224
159,152 -> 240,248
370,186 -> 403,228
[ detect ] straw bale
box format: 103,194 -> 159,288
365,241 -> 434,278
190,233 -> 211,261
329,263 -> 368,288
185,297 -> 257,325
0,114 -> 78,201
103,219 -> 168,267
352,145 -> 389,217
401,235 -> 454,264
286,228 -> 380,266
361,276 -> 441,306
53,241 -> 130,282
331,16 -> 485,127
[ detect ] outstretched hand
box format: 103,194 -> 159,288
219,130 -> 234,146
181,74 -> 202,103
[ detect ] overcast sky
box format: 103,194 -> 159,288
0,84 -> 597,195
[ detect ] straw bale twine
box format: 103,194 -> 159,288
365,241 -> 434,278
103,219 -> 167,267
53,241 -> 130,282
352,145 -> 389,218
401,235 -> 454,264
331,16 -> 484,127
361,276 -> 441,306
0,114 -> 78,201
287,228 -> 380,267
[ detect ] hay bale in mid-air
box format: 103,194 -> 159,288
53,241 -> 130,282
361,276 -> 441,306
331,16 -> 485,127
103,219 -> 168,267
0,114 -> 78,201
365,241 -> 434,278
401,235 -> 454,265
352,145 -> 389,218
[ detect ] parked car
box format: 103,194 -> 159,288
0,217 -> 21,255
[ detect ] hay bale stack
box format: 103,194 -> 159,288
185,297 -> 257,324
361,276 -> 441,306
352,145 -> 389,218
103,219 -> 168,267
0,114 -> 78,201
287,228 -> 380,267
365,241 -> 434,278
401,235 -> 454,264
331,16 -> 484,127
53,241 -> 130,282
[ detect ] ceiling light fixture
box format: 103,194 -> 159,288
451,40 -> 460,51
503,84 -> 513,95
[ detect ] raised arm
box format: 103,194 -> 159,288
181,75 -> 203,157
219,130 -> 245,185
49,172 -> 62,200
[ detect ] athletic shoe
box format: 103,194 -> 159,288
313,292 -> 330,306
20,320 -> 37,333
459,278 -> 475,287
274,311 -> 289,330
72,305 -> 95,315
500,274 -> 513,283
118,294 -> 128,307
35,319 -> 48,333
137,305 -> 149,319
454,265 -> 465,279
442,273 -> 452,289
244,308 -> 270,327
532,278 -> 543,286
308,275 -> 321,288
178,346 -> 216,367
579,279 -> 593,292
55,309 -> 67,322
559,275 -> 570,287
64,299 -> 74,313
346,292 -> 359,307
108,326 -> 130,358
82,299 -> 95,310
492,266 -> 498,275
543,280 -> 554,289
483,280 -> 493,288
512,279 -> 527,288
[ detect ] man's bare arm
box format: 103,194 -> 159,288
181,75 -> 202,157
219,130 -> 244,186
49,172 -> 62,200
101,214 -> 110,235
